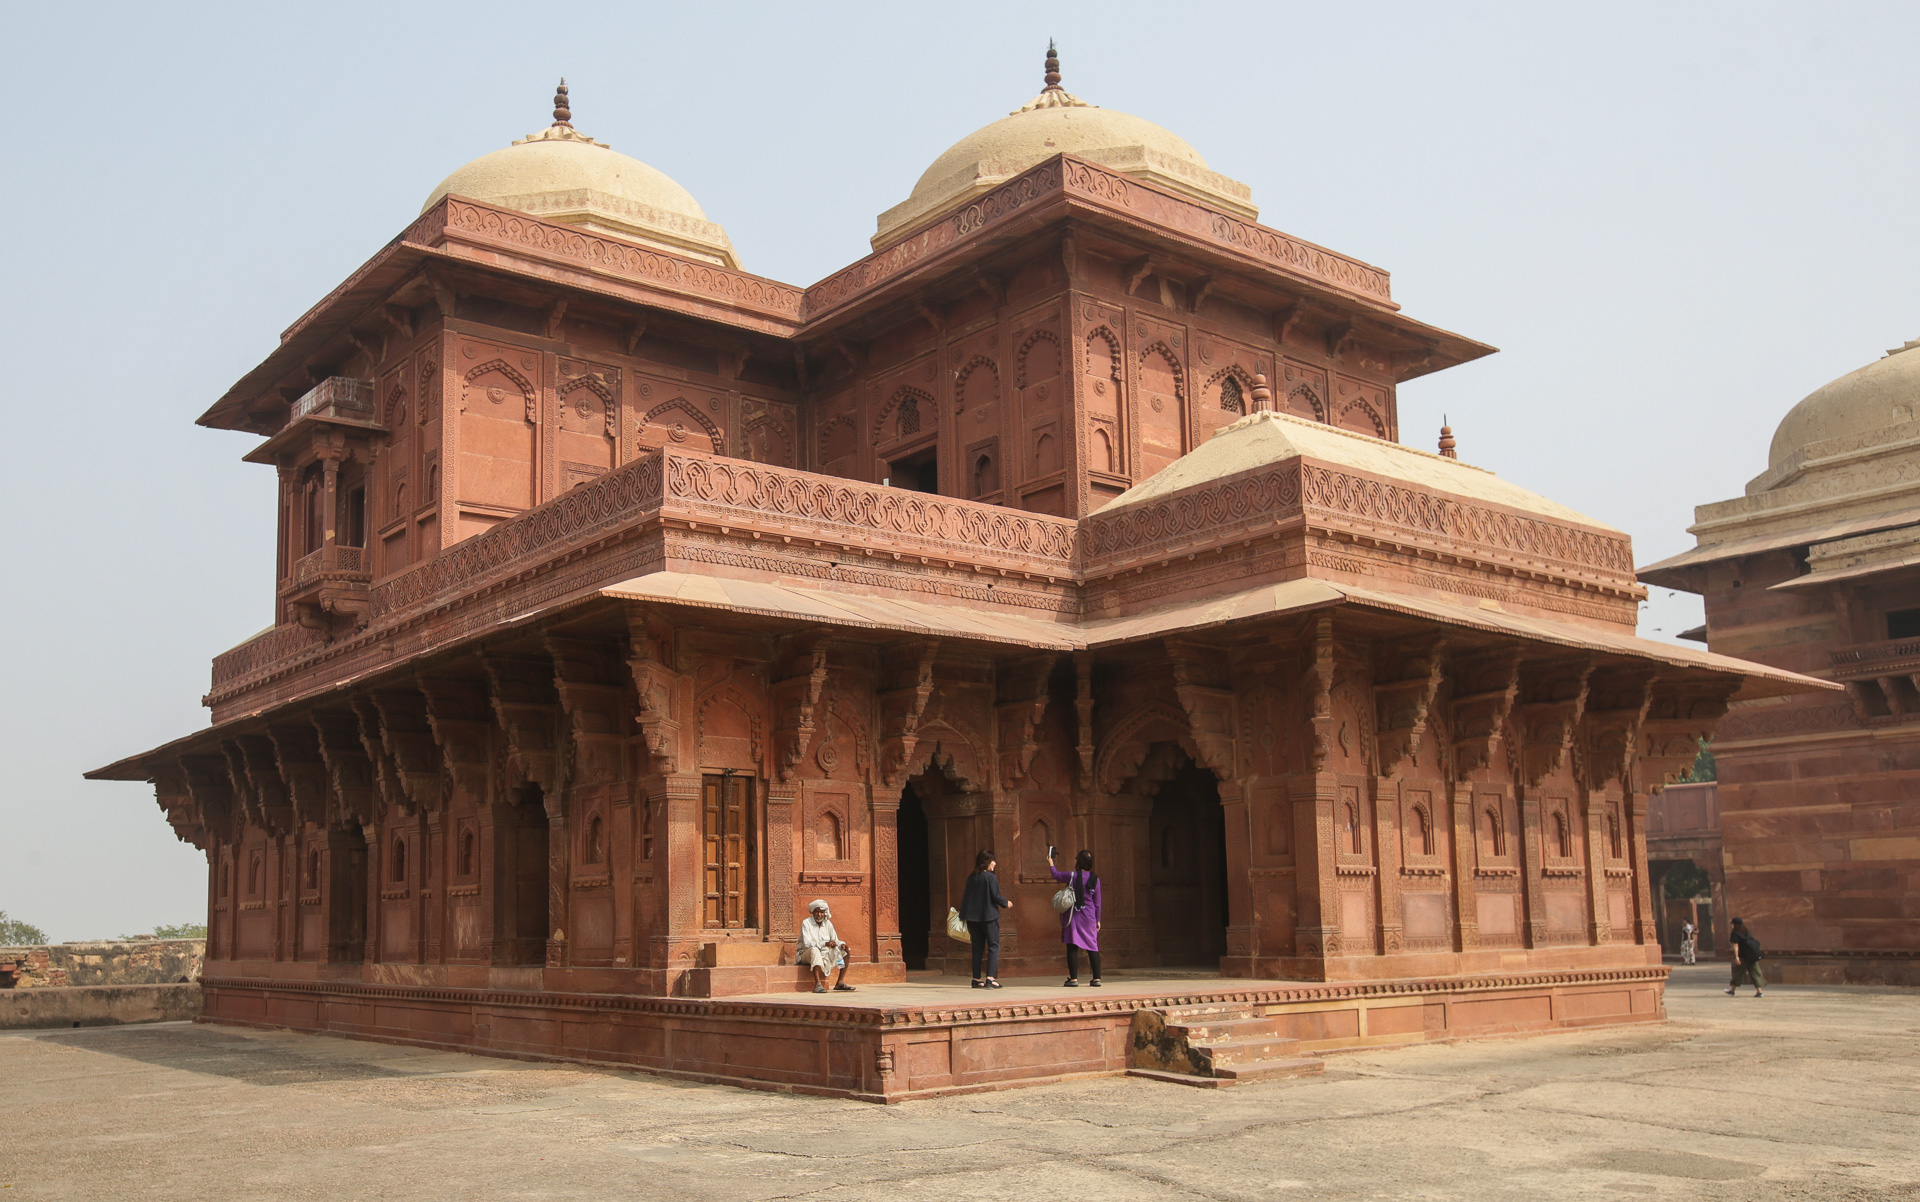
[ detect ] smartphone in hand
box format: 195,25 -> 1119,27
1047,845 -> 1055,860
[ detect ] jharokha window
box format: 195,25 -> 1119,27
1219,375 -> 1245,414
702,773 -> 755,928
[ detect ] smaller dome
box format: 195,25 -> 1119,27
875,44 -> 1255,248
1764,338 -> 1920,477
423,81 -> 740,269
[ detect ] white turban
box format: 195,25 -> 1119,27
808,899 -> 829,914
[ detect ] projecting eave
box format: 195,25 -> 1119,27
798,155 -> 1496,382
196,196 -> 810,436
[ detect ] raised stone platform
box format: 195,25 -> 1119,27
200,966 -> 1667,1102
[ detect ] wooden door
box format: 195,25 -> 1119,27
702,773 -> 754,928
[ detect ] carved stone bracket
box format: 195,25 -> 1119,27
152,765 -> 207,849
418,675 -> 494,801
622,613 -> 680,778
481,652 -> 569,796
1580,668 -> 1656,791
178,753 -> 237,846
1637,677 -> 1737,793
1165,639 -> 1236,778
1375,638 -> 1448,775
1450,649 -> 1522,777
1517,658 -> 1595,786
367,691 -> 443,815
995,653 -> 1058,785
547,634 -> 628,797
227,735 -> 293,837
267,723 -> 330,831
878,639 -> 940,788
771,628 -> 833,783
311,707 -> 377,830
350,695 -> 412,821
1305,615 -> 1337,772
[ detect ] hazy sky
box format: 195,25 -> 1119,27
3,2 -> 1915,940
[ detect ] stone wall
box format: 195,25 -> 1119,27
0,984 -> 201,1030
0,940 -> 205,989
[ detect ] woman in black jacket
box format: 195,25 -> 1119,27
959,849 -> 1013,988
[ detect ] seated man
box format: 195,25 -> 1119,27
798,900 -> 855,994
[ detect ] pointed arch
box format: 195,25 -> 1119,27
462,359 -> 537,423
1016,328 -> 1062,387
1084,326 -> 1122,379
874,384 -> 936,445
641,397 -> 724,454
1206,364 -> 1255,415
1338,397 -> 1386,438
953,355 -> 999,411
1287,382 -> 1325,422
1095,699 -> 1203,794
558,373 -> 618,438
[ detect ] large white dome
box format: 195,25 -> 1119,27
423,82 -> 740,269
873,46 -> 1255,248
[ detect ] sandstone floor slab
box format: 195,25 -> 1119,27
1,965 -> 1916,1201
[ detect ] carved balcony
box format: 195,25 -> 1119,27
280,543 -> 373,633
1830,636 -> 1920,722
244,377 -> 382,465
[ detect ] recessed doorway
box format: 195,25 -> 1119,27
1148,757 -> 1229,966
897,783 -> 931,970
888,447 -> 939,495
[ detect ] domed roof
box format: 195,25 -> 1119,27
423,82 -> 740,269
873,44 -> 1255,248
1764,338 -> 1920,476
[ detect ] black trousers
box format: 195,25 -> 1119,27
967,919 -> 1000,979
1067,945 -> 1102,980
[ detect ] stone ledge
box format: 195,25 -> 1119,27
0,983 -> 201,1030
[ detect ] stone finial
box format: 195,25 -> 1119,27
1251,372 -> 1273,413
1438,417 -> 1457,459
553,78 -> 572,127
1044,39 -> 1062,90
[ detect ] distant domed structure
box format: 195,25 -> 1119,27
1759,337 -> 1920,490
423,81 -> 740,268
873,43 -> 1255,248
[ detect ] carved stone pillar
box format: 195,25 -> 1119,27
1448,781 -> 1480,951
545,798 -> 570,969
765,780 -> 798,950
653,771 -> 704,978
1292,773 -> 1340,971
1217,776 -> 1255,969
870,788 -> 902,967
1519,789 -> 1545,948
1371,776 -> 1402,956
1583,787 -> 1612,944
362,819 -> 382,965
325,825 -> 364,963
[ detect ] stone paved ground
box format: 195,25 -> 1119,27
1,964 -> 1917,1201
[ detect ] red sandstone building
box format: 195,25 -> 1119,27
1643,341 -> 1920,986
91,61 -> 1825,1097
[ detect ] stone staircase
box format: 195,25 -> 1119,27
1128,1001 -> 1324,1087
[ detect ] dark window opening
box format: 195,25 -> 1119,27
888,447 -> 939,495
896,394 -> 920,437
344,487 -> 366,548
390,837 -> 407,883
1889,608 -> 1920,641
971,452 -> 998,498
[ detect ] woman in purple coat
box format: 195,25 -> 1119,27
1049,849 -> 1102,987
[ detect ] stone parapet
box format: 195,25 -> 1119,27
0,940 -> 205,990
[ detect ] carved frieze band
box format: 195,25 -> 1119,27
1082,461 -> 1635,586
438,199 -> 805,320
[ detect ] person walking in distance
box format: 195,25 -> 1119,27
1724,916 -> 1765,997
1681,919 -> 1697,965
959,849 -> 1013,989
1049,848 -> 1103,987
